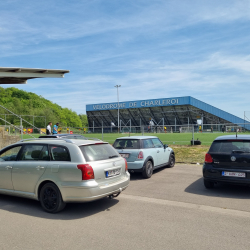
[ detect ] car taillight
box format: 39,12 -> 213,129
205,153 -> 213,163
138,151 -> 144,159
124,158 -> 128,171
77,164 -> 94,180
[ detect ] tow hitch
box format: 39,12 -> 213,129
108,188 -> 122,199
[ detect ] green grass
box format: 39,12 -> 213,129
83,132 -> 247,146
82,132 -> 219,163
16,131 -> 249,164
171,145 -> 209,164
19,133 -> 40,139
18,131 -> 249,146
83,132 -> 249,163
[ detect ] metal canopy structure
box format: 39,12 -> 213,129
0,67 -> 70,84
0,66 -> 70,139
86,96 -> 250,130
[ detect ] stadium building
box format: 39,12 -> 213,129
86,96 -> 249,132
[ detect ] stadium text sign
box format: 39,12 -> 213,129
88,98 -> 179,111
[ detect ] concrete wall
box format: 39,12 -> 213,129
0,127 -> 20,150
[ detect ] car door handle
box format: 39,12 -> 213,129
157,150 -> 160,153
36,166 -> 45,170
5,166 -> 12,169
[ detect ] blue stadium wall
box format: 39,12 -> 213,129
86,96 -> 249,129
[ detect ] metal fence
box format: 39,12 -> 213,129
1,122 -> 250,146
0,105 -> 46,139
63,123 -> 250,134
66,123 -> 250,144
2,123 -> 249,134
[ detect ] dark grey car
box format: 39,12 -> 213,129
203,135 -> 250,188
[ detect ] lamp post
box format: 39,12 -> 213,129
114,85 -> 121,133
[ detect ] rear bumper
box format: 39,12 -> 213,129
127,161 -> 144,170
203,163 -> 250,185
60,172 -> 130,202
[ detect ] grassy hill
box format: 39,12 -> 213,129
0,87 -> 88,128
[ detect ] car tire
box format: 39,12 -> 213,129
142,160 -> 153,179
39,183 -> 66,213
167,154 -> 175,168
204,179 -> 215,189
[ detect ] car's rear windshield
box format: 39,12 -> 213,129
39,136 -> 58,138
79,143 -> 119,162
113,139 -> 140,149
209,140 -> 250,153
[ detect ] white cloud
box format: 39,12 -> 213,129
19,52 -> 247,117
1,0 -> 250,120
1,0 -> 249,48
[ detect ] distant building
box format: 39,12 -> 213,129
86,96 -> 249,132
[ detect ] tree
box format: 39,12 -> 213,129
79,114 -> 89,127
0,87 -> 86,128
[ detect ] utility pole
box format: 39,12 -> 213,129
114,85 -> 121,133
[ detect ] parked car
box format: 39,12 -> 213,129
113,136 -> 175,178
203,135 -> 250,188
0,138 -> 130,213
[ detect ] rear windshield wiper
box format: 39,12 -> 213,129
109,155 -> 119,158
232,150 -> 246,153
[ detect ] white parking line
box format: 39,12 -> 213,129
121,194 -> 250,218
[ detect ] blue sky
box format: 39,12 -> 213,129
1,0 -> 250,118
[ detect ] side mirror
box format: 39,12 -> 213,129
164,144 -> 168,149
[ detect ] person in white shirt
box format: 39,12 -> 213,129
46,122 -> 52,135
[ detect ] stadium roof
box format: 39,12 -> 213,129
86,96 -> 249,129
0,67 -> 70,84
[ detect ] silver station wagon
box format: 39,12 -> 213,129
0,138 -> 130,213
113,136 -> 175,178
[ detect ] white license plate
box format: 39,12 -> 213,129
106,168 -> 121,178
120,153 -> 129,158
222,171 -> 246,178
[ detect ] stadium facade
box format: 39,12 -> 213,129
86,96 -> 249,132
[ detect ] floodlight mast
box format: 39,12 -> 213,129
114,85 -> 121,133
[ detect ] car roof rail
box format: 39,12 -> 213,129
86,137 -> 101,141
19,138 -> 75,144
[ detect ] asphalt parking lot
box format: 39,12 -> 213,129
1,164 -> 250,250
